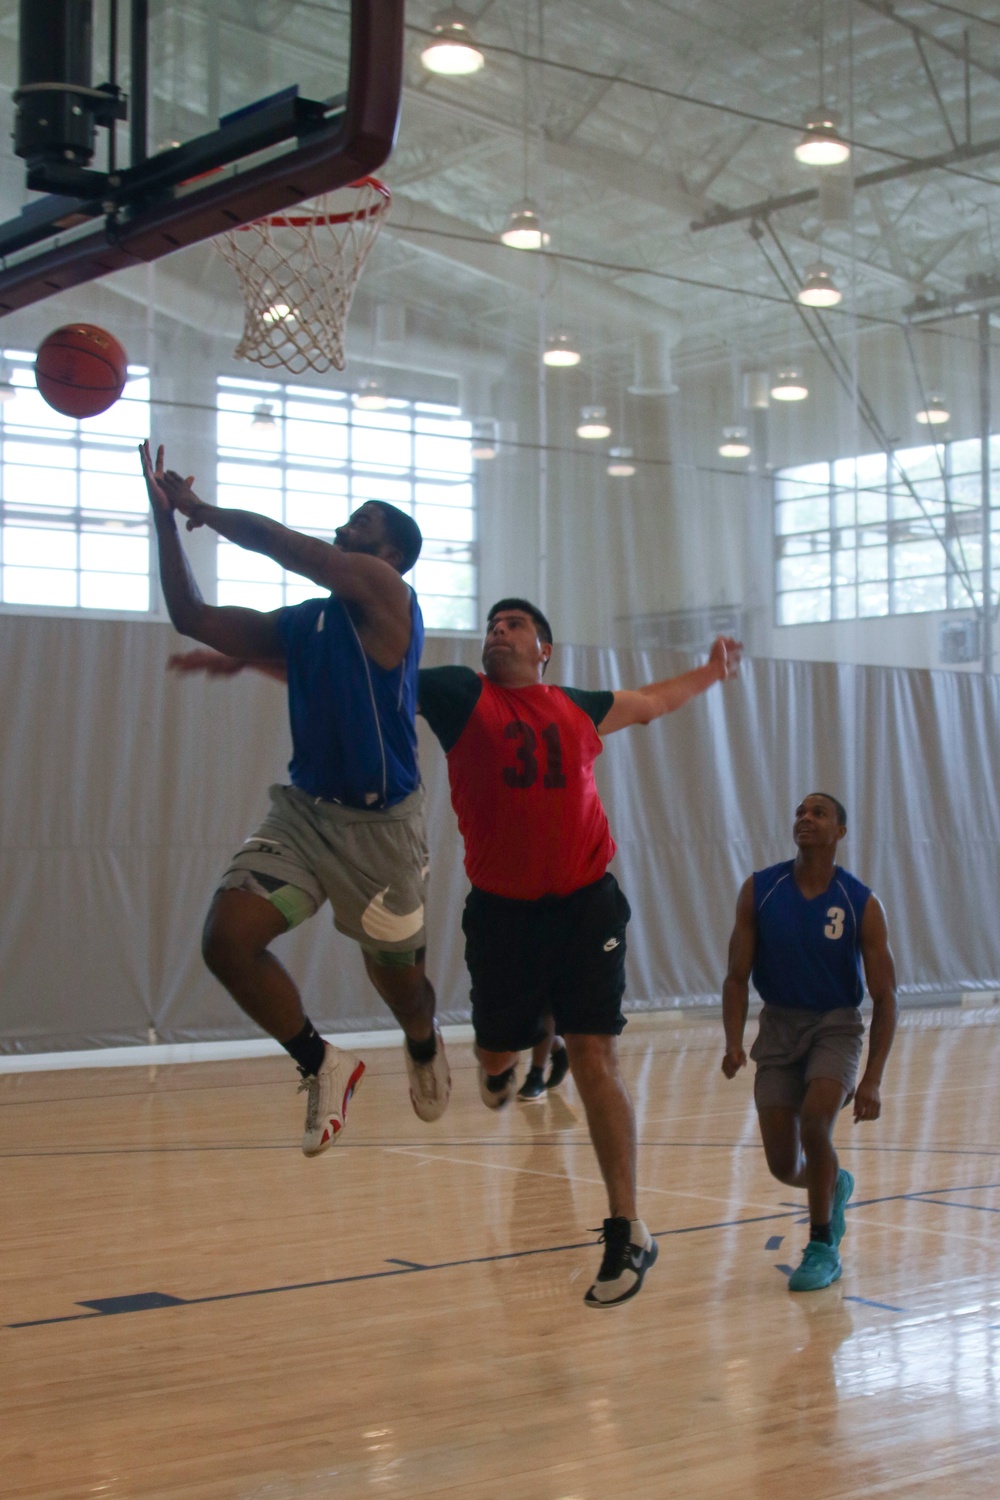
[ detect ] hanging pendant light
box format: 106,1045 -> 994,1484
798,263 -> 842,307
794,114 -> 850,166
420,10 -> 485,76
719,426 -> 751,458
915,394 -> 949,426
577,405 -> 611,439
543,332 -> 581,367
499,199 -> 550,250
354,377 -> 389,410
607,446 -> 636,477
770,370 -> 809,402
251,401 -> 276,428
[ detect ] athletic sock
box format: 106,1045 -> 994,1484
283,1020 -> 326,1077
406,1031 -> 437,1065
810,1222 -> 834,1245
629,1218 -> 652,1250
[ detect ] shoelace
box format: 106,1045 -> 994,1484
592,1219 -> 632,1279
297,1072 -> 319,1130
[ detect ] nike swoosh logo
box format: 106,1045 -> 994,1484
603,937 -> 620,952
361,888 -> 425,943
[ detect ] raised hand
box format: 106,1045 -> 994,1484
710,635 -> 744,682
139,440 -> 172,517
161,467 -> 205,529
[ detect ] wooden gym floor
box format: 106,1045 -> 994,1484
3,1008 -> 1000,1499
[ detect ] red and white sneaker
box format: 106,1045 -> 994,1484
298,1043 -> 365,1156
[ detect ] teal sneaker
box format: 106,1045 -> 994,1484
832,1168 -> 855,1247
788,1240 -> 842,1292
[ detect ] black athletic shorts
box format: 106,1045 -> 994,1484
462,873 -> 631,1052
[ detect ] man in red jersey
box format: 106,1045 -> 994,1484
417,599 -> 742,1307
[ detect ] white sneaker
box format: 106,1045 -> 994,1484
404,1026 -> 451,1122
477,1061 -> 519,1109
298,1042 -> 365,1156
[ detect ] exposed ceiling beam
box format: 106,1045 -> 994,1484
855,0 -> 1000,86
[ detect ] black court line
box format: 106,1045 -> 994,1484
6,1208 -> 801,1330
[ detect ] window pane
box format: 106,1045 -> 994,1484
777,589 -> 830,624
893,540 -> 944,579
217,484 -> 283,520
833,548 -> 856,584
217,580 -> 284,609
414,503 -> 475,542
3,466 -> 76,507
286,418 -> 348,461
415,481 -> 474,509
834,585 -> 856,619
777,553 -> 830,591
4,526 -> 77,568
3,566 -> 77,605
858,545 -> 888,582
351,426 -> 412,468
80,472 -> 147,513
80,532 -> 149,574
79,571 -> 149,610
775,463 -> 828,501
421,594 -> 477,630
858,582 -> 888,616
351,475 -> 412,506
893,575 -> 946,612
217,541 -> 283,583
412,559 -> 475,598
777,496 -> 828,535
285,492 -> 348,533
4,440 -> 77,468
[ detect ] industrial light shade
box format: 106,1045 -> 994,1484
420,10 -> 485,75
499,200 -> 550,250
798,263 -> 842,307
915,394 -> 950,426
794,115 -> 851,166
471,419 -> 499,459
0,371 -> 16,403
770,369 -> 809,402
251,401 -> 276,428
718,426 -> 751,459
543,332 -> 581,367
577,405 -> 611,439
354,377 -> 389,410
607,446 -> 636,477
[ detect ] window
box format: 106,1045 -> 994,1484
0,351 -> 151,612
775,439 -> 1000,625
216,379 -> 478,630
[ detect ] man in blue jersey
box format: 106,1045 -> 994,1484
720,792 -> 897,1291
140,441 -> 450,1153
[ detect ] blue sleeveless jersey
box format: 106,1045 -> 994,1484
277,589 -> 423,809
751,860 -> 871,1012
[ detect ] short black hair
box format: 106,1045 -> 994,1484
812,791 -> 847,827
487,597 -> 553,645
369,501 -> 422,575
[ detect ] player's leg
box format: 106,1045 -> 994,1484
558,875 -> 655,1308
362,947 -> 451,1122
518,1010 -> 555,1100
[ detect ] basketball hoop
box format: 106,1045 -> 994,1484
217,177 -> 391,376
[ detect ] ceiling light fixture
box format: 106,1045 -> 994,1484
499,199 -> 550,251
251,401 -> 276,428
797,263 -> 842,307
543,332 -> 581,367
770,369 -> 809,401
262,301 -> 294,325
354,377 -> 389,411
915,394 -> 950,426
577,405 -> 611,440
794,114 -> 850,166
471,419 -> 499,459
718,426 -> 751,459
420,9 -> 485,76
607,446 -> 636,477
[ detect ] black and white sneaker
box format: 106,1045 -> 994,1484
478,1062 -> 518,1108
517,1065 -> 546,1101
545,1043 -> 570,1091
584,1217 -> 658,1308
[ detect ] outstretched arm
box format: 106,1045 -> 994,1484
721,877 -> 756,1079
854,895 -> 898,1123
141,441 -> 284,658
157,457 -> 411,666
168,649 -> 288,685
597,635 -> 743,735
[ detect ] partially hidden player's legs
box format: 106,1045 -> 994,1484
759,1077 -> 849,1292
202,887 -> 364,1155
363,949 -> 451,1123
566,1031 -> 657,1308
518,1011 -> 556,1100
564,1032 -> 637,1219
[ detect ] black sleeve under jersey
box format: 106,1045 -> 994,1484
418,665 -> 484,753
559,685 -> 615,730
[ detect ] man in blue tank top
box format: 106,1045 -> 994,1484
141,441 -> 451,1154
721,792 -> 898,1292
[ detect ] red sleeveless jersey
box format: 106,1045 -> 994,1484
439,675 -> 615,899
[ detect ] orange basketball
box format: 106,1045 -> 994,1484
35,324 -> 129,419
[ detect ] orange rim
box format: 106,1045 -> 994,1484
239,177 -> 391,230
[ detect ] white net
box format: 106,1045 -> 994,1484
216,178 -> 391,375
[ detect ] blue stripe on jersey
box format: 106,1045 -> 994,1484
751,859 -> 871,1012
278,588 -> 423,809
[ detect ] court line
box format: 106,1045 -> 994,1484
5,1207 -> 802,1330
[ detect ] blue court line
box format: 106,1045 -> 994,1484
908,1195 -> 1000,1215
7,1208 -> 803,1330
843,1296 -> 908,1312
765,1235 -> 784,1250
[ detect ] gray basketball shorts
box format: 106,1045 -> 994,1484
217,783 -> 430,960
750,1004 -> 865,1112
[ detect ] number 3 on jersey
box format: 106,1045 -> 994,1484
503,720 -> 567,789
824,907 -> 845,940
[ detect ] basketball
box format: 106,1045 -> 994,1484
34,323 -> 129,419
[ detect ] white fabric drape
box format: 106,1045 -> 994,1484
1,615 -> 998,1052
